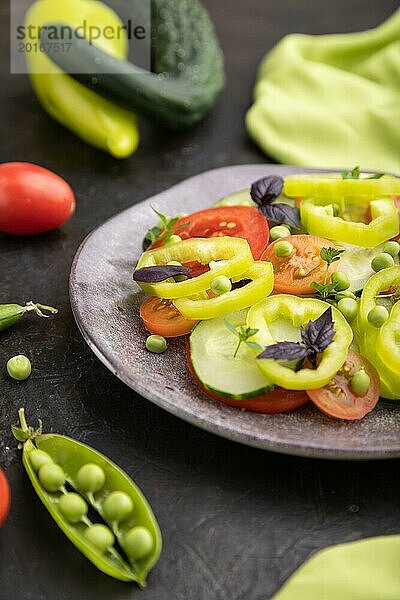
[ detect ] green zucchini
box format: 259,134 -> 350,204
42,0 -> 225,128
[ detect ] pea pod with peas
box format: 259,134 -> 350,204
12,409 -> 162,586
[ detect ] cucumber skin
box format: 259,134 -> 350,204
42,0 -> 225,128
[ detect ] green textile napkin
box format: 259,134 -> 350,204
272,535 -> 400,600
247,10 -> 400,173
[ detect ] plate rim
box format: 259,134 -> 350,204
69,164 -> 400,461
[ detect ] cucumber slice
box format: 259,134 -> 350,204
338,242 -> 400,292
189,310 -> 273,399
213,189 -> 255,207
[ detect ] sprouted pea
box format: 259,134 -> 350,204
269,225 -> 291,241
84,524 -> 115,554
102,491 -> 134,523
7,355 -> 31,381
371,253 -> 394,272
350,368 -> 370,396
274,240 -> 294,258
38,463 -> 66,493
59,493 -> 88,524
382,241 -> 400,258
337,298 -> 359,322
124,526 -> 154,561
146,335 -> 168,354
367,306 -> 389,328
29,449 -> 53,473
210,275 -> 232,295
331,271 -> 350,292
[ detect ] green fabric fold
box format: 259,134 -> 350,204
272,535 -> 400,600
247,10 -> 400,173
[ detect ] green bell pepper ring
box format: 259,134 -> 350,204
134,237 -> 254,299
25,0 -> 139,158
300,197 -> 399,247
356,266 -> 400,399
173,261 -> 274,320
247,295 -> 353,390
284,173 -> 400,199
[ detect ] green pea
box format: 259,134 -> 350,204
274,241 -> 294,258
164,234 -> 182,246
332,271 -> 350,292
383,241 -> 400,258
210,275 -> 232,295
367,306 -> 389,328
269,225 -> 291,241
7,355 -> 31,381
332,203 -> 341,217
350,368 -> 370,396
337,298 -> 358,322
335,290 -> 356,301
29,449 -> 53,473
124,526 -> 154,561
38,463 -> 65,493
84,524 -> 115,554
102,491 -> 134,523
59,493 -> 88,524
76,463 -> 105,494
146,335 -> 167,354
371,252 -> 395,272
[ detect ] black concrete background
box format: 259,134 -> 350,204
1,2 -> 399,599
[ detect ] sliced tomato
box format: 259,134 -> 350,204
306,348 -> 380,420
0,468 -> 10,526
140,297 -> 198,337
261,235 -> 340,295
182,260 -> 209,278
174,206 -> 269,259
186,346 -> 309,414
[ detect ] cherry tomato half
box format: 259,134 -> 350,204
0,468 -> 10,526
186,345 -> 309,414
174,206 -> 269,260
261,235 -> 340,295
306,348 -> 380,420
140,297 -> 198,337
0,162 -> 75,235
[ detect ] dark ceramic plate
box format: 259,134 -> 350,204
70,165 -> 400,460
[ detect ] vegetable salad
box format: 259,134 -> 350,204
133,170 -> 400,420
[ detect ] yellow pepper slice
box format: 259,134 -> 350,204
134,237 -> 254,299
247,295 -> 353,390
300,197 -> 399,247
174,261 -> 274,320
284,173 -> 400,199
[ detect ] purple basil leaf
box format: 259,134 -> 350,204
133,265 -> 191,283
250,175 -> 284,206
257,341 -> 308,361
260,203 -> 301,230
301,307 -> 335,353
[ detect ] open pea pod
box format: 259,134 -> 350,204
13,410 -> 161,586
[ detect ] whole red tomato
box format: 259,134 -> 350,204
0,162 -> 75,235
0,468 -> 10,526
